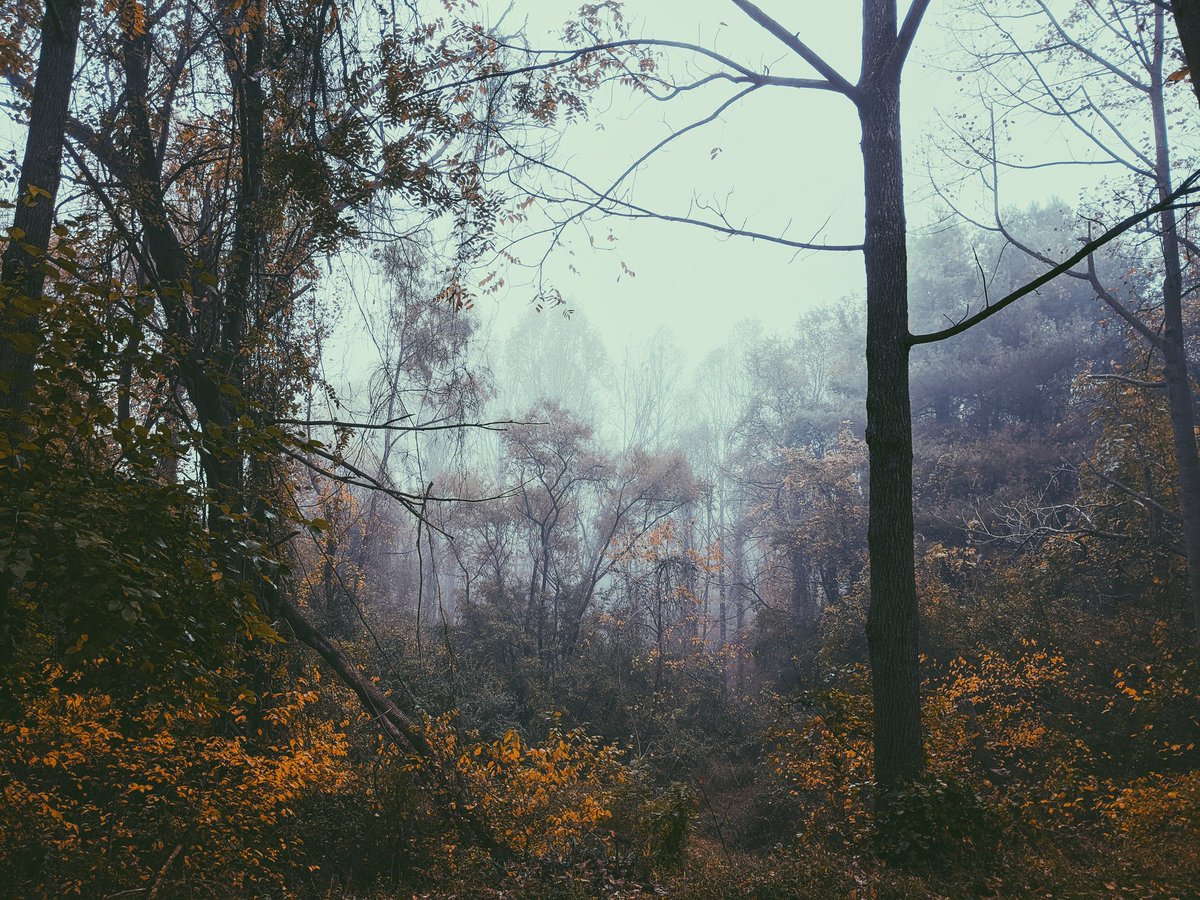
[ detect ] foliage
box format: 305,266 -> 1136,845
0,660 -> 352,895
385,712 -> 692,892
0,222 -> 278,695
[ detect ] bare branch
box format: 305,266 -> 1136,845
495,139 -> 863,252
728,0 -> 858,97
1083,373 -> 1166,388
909,171 -> 1200,345
1031,0 -> 1151,92
891,0 -> 935,73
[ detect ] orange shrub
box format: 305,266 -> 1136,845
0,662 -> 353,895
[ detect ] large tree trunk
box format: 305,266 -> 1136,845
0,0 -> 83,445
1172,0 -> 1200,111
1151,8 -> 1200,639
0,0 -> 83,675
860,0 -> 925,795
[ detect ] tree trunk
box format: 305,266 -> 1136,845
860,0 -> 925,794
791,547 -> 812,619
0,0 -> 83,674
1172,0 -> 1200,111
118,25 -> 242,503
733,526 -> 746,694
0,0 -> 83,445
1151,8 -> 1200,640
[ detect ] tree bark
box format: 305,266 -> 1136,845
0,0 -> 83,445
860,0 -> 925,794
1150,7 -> 1200,640
1172,0 -> 1200,111
0,0 -> 83,675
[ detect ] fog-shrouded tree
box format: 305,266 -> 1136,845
499,307 -> 609,428
612,326 -> 685,453
946,0 -> 1200,640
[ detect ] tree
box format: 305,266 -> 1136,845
497,401 -> 696,672
1172,0 -> 1200,110
449,0 -> 1200,808
501,307 -> 610,427
613,327 -> 684,453
947,0 -> 1200,639
0,0 -> 563,842
0,0 -> 82,447
0,0 -> 83,667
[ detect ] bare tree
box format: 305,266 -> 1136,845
612,327 -> 684,453
945,0 -> 1200,640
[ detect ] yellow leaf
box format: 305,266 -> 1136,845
65,633 -> 89,654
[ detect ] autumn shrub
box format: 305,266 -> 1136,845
622,780 -> 694,872
0,660 -> 354,896
755,630 -> 1197,885
762,677 -> 1002,872
873,774 -> 998,871
758,671 -> 874,849
657,840 -> 933,900
401,713 -> 694,888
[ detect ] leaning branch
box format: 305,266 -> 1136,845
408,36 -> 842,108
495,139 -> 863,252
275,595 -> 503,852
909,171 -> 1200,345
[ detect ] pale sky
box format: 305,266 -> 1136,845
0,1 -> 1136,404
458,0 -> 1107,365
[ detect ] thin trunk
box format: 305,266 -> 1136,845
120,25 -> 240,501
1151,8 -> 1200,639
732,526 -> 746,694
791,548 -> 812,619
654,566 -> 666,692
702,493 -> 713,645
0,0 -> 83,674
683,511 -> 696,646
718,482 -> 728,649
539,536 -> 550,674
820,559 -> 840,609
861,0 -> 925,793
222,0 -> 265,385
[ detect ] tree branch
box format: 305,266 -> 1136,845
909,171 -> 1200,345
891,0 -> 934,74
728,0 -> 858,97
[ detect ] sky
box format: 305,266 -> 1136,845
0,1 -> 1133,401
451,0 -> 1108,367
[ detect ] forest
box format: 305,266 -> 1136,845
1,0 -> 1198,896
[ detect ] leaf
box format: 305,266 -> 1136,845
65,633 -> 89,654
